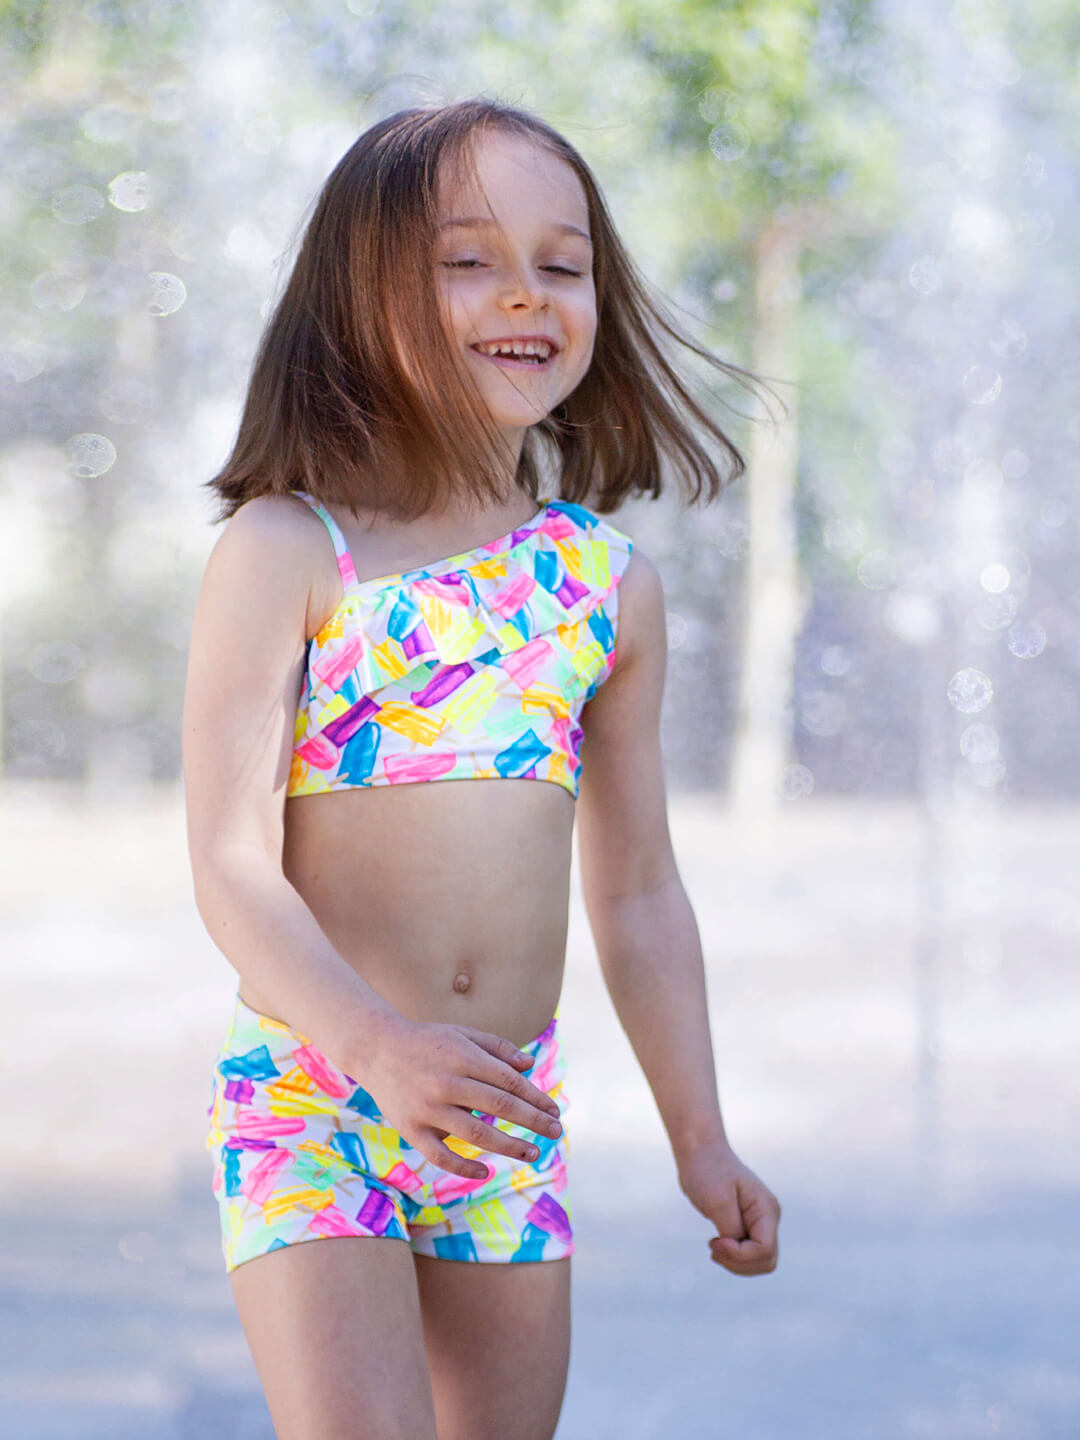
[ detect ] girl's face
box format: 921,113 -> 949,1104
435,130 -> 597,450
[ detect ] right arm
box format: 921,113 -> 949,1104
182,495 -> 563,1177
182,495 -> 400,1068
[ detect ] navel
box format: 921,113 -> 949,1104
452,970 -> 472,994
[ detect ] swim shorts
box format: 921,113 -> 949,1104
205,993 -> 574,1273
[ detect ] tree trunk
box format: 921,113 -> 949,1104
728,218 -> 805,813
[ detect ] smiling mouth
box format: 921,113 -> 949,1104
470,339 -> 558,369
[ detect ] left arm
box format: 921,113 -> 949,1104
577,546 -> 780,1276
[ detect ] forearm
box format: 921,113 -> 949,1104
586,874 -> 729,1164
193,844 -> 402,1083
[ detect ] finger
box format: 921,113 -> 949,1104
710,1236 -> 776,1268
446,1077 -> 564,1141
456,1031 -> 562,1117
440,1108 -> 545,1166
413,1128 -> 492,1181
468,1047 -> 563,1118
457,1026 -> 539,1072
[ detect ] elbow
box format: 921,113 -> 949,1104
190,838 -> 281,915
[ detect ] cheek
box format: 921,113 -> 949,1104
567,297 -> 598,369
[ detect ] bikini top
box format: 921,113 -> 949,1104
286,489 -> 634,802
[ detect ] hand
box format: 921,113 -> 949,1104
677,1140 -> 781,1276
359,1014 -> 565,1180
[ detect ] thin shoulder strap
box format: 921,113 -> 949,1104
291,490 -> 358,589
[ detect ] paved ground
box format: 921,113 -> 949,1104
1,783 -> 1077,1438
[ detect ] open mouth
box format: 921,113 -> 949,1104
470,339 -> 558,369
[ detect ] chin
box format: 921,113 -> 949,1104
484,400 -> 561,431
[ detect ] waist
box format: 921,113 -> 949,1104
271,780 -> 575,1046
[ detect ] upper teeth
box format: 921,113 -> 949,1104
477,339 -> 553,359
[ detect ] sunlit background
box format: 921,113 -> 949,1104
2,3 -> 1078,1437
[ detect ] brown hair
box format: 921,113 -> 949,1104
203,96 -> 783,525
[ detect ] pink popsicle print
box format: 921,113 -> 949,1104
384,1160 -> 424,1194
527,1052 -> 558,1093
384,752 -> 457,783
488,571 -> 537,618
241,1147 -> 295,1205
550,717 -> 576,757
294,1044 -> 353,1099
309,1203 -> 369,1239
540,511 -> 577,541
235,1112 -> 308,1141
503,637 -> 553,690
312,634 -> 366,690
432,1169 -> 490,1205
295,732 -> 339,770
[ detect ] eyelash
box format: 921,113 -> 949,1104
442,261 -> 583,277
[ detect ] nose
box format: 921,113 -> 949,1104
497,264 -> 549,314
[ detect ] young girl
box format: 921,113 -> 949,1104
184,97 -> 781,1440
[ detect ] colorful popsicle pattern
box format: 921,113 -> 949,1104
206,995 -> 574,1273
286,492 -> 634,800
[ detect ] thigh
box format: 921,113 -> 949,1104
413,1252 -> 572,1440
230,1234 -> 439,1440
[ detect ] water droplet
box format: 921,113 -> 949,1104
962,366 -> 1002,405
979,563 -> 1009,594
699,85 -> 739,124
960,722 -> 999,763
65,432 -> 116,479
1000,448 -> 1028,479
30,642 -> 85,685
909,255 -> 944,296
857,549 -> 895,590
80,104 -> 139,146
819,645 -> 851,677
0,335 -> 49,383
708,122 -> 751,163
148,271 -> 187,316
109,170 -> 149,212
987,319 -> 1027,360
30,268 -> 86,312
779,764 -> 814,799
1007,620 -> 1045,658
972,592 -> 1017,632
947,667 -> 993,714
50,184 -> 105,225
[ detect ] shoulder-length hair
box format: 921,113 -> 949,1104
204,96 -> 784,525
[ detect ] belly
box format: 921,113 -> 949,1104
240,779 -> 576,1051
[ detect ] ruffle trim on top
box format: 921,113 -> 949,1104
295,499 -> 634,752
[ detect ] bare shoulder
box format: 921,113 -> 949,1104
204,492 -> 334,637
211,490 -> 324,566
610,541 -> 667,679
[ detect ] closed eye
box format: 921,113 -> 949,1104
441,261 -> 584,276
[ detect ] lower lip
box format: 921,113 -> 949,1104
470,347 -> 556,371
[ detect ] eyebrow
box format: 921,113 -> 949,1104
438,216 -> 593,247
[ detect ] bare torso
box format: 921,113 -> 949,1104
236,491 -> 580,1051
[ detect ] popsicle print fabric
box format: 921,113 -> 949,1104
206,995 -> 574,1273
286,493 -> 634,800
